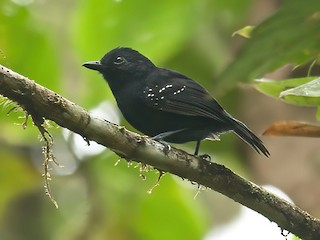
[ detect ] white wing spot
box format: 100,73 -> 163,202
173,86 -> 186,95
159,87 -> 166,93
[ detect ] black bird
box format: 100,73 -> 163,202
83,47 -> 269,157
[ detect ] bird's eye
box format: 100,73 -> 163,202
114,56 -> 126,65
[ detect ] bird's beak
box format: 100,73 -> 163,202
82,61 -> 103,71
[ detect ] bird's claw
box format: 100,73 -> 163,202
159,140 -> 171,155
199,153 -> 211,161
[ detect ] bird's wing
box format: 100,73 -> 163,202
140,70 -> 228,122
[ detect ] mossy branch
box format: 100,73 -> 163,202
0,65 -> 319,240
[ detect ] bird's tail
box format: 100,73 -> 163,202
232,118 -> 270,157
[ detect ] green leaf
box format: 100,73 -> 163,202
255,77 -> 315,97
280,77 -> 320,97
232,25 -> 255,38
215,0 -> 320,93
255,77 -> 320,106
279,77 -> 320,106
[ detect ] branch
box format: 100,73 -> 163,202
0,65 -> 319,240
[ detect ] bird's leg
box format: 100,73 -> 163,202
195,140 -> 211,161
194,140 -> 201,155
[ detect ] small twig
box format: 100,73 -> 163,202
138,162 -> 148,181
22,112 -> 29,129
147,170 -> 165,194
32,114 -> 59,208
194,185 -> 207,200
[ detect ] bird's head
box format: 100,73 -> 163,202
83,47 -> 156,83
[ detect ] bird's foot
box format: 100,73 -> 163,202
199,153 -> 211,161
158,140 -> 171,155
150,136 -> 171,155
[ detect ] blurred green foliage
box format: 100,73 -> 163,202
215,0 -> 320,92
0,0 -> 319,239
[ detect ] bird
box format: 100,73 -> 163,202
83,47 -> 269,157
